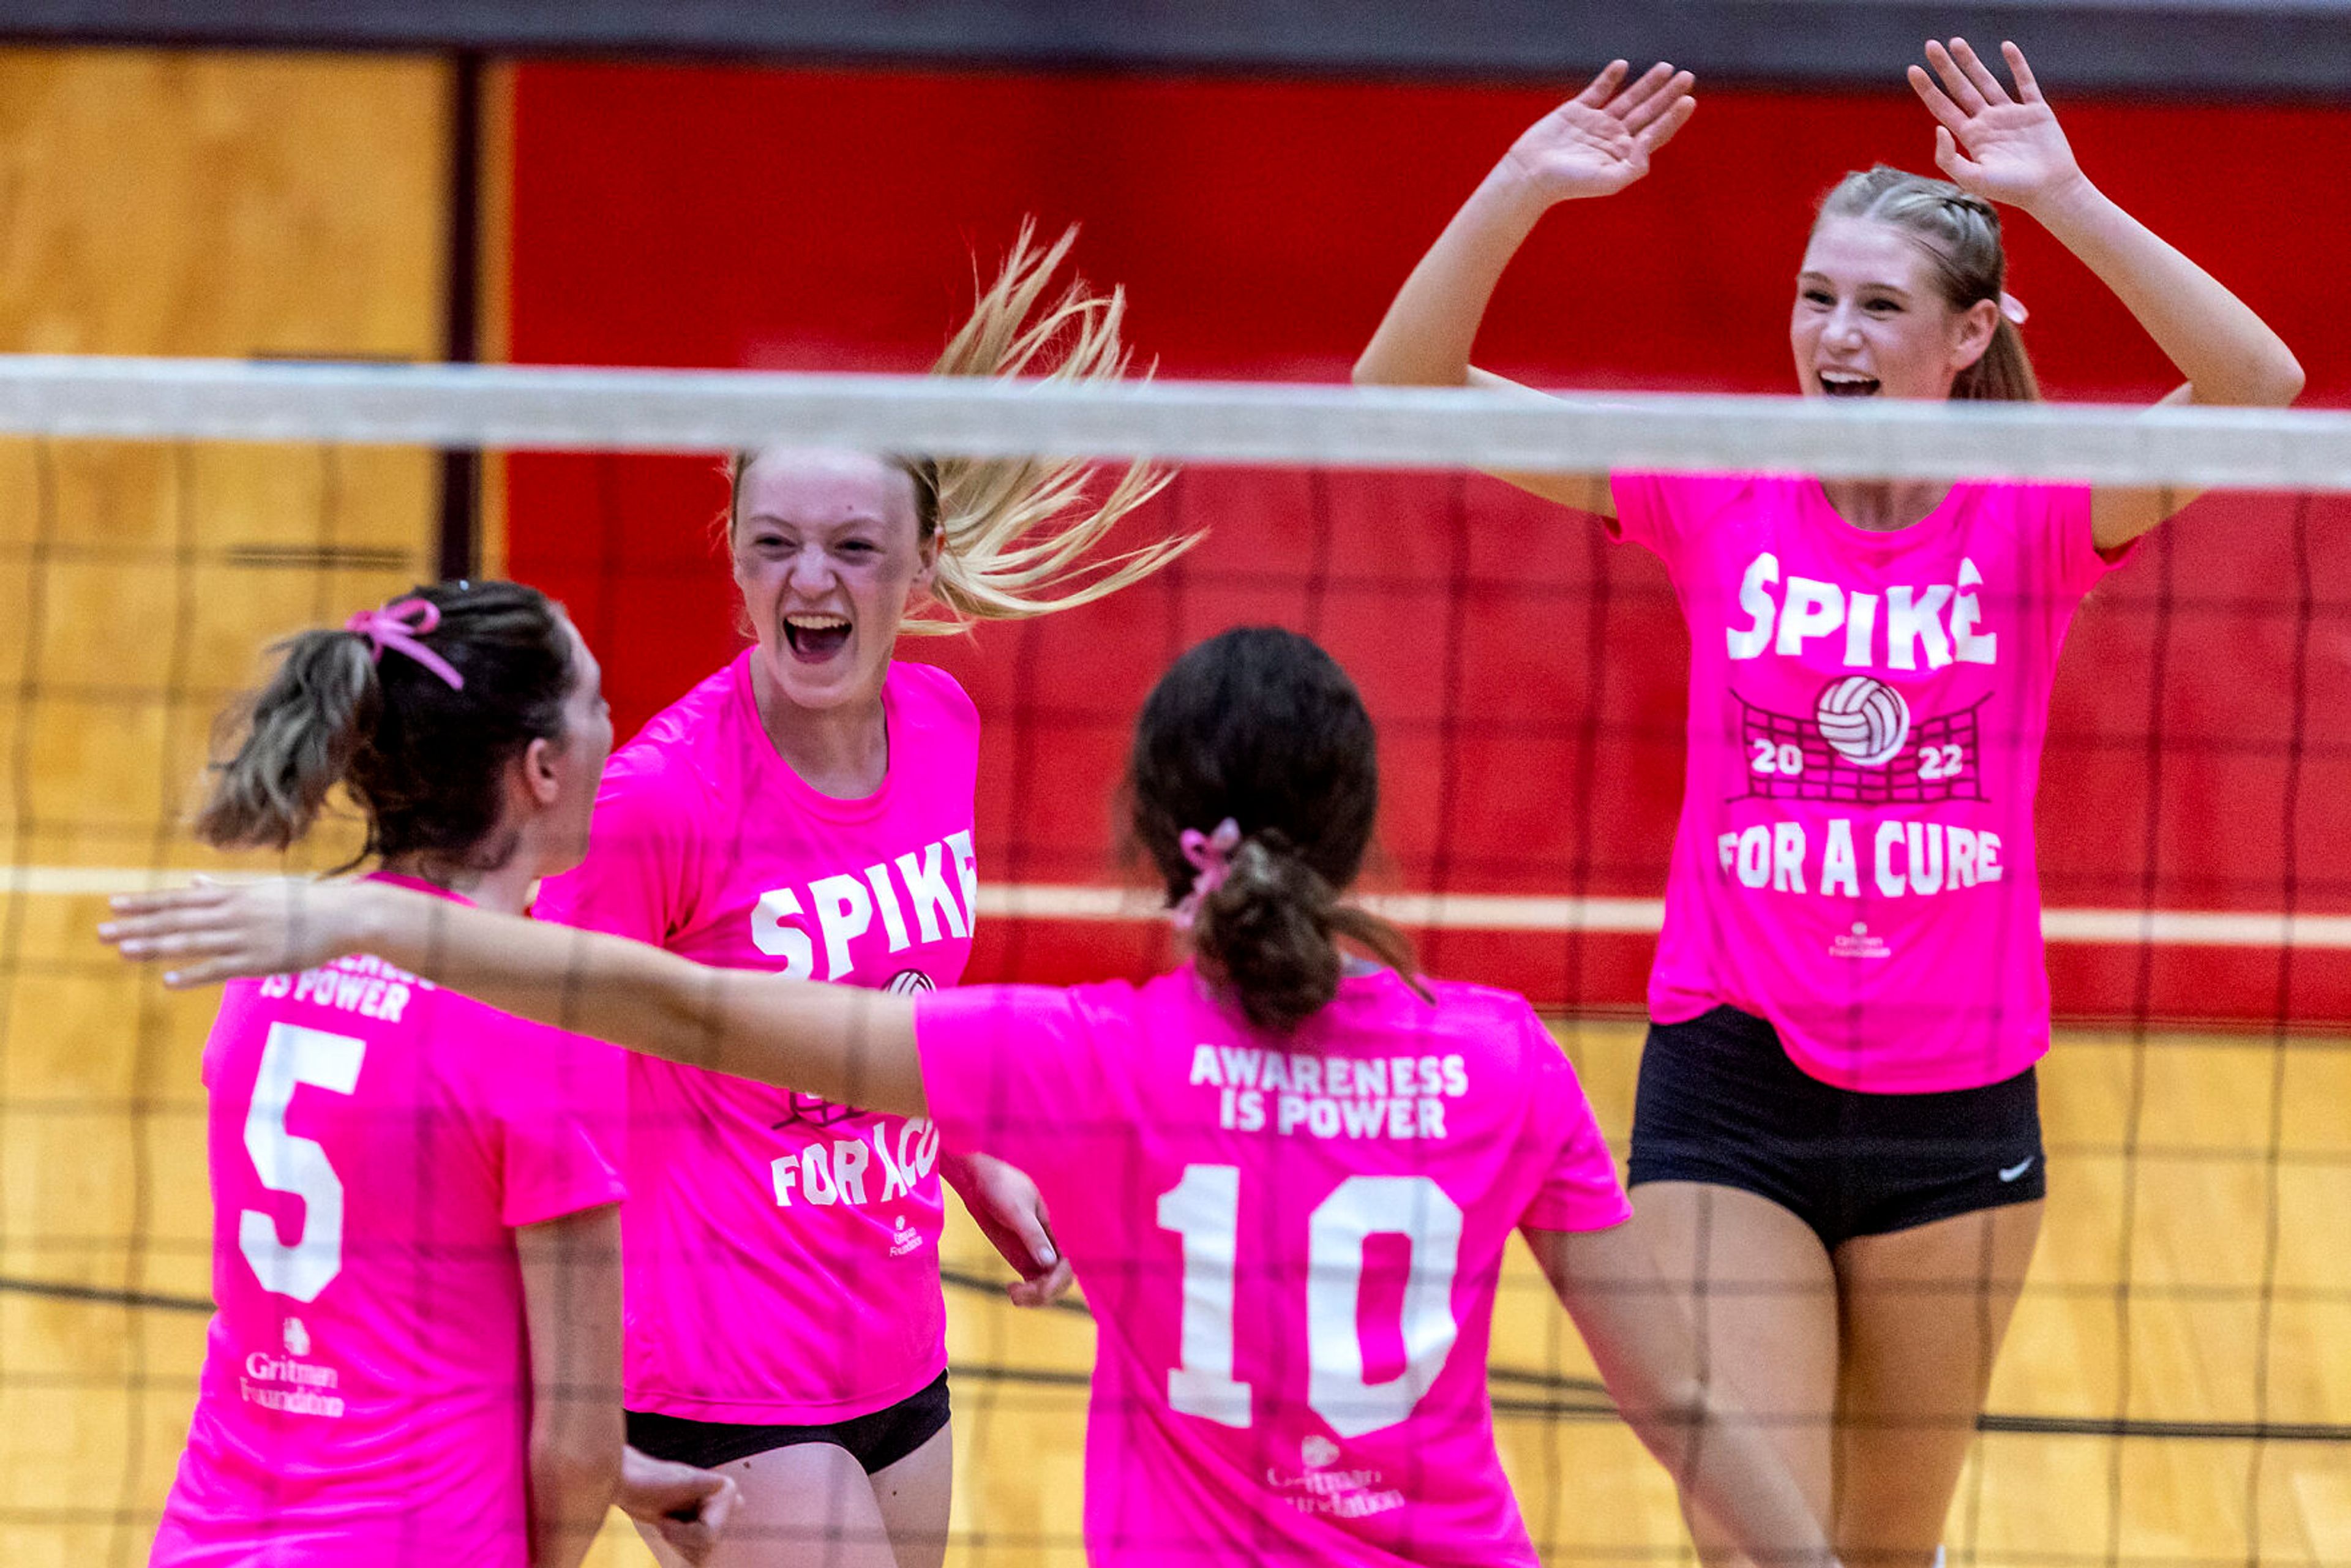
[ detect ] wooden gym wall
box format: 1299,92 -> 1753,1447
0,48 -> 455,1564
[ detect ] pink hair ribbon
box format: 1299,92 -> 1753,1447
1998,291 -> 2028,326
1169,817 -> 1242,932
344,598 -> 465,691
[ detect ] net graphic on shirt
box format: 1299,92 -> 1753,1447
4,360 -> 2345,1568
1733,686 -> 1990,806
770,1092 -> 868,1131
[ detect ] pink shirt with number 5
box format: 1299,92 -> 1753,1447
151,876 -> 624,1568
915,966 -> 1630,1566
1610,472 -> 2122,1093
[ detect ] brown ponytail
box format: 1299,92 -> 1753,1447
197,581 -> 576,875
1128,627 -> 1421,1033
195,630 -> 379,850
1190,831 -> 1419,1032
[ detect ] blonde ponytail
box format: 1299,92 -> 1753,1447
904,222 -> 1194,631
727,224 -> 1196,633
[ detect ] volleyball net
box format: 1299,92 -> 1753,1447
2,356 -> 2345,1567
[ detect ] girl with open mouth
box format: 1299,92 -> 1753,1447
525,226 -> 1195,1568
1352,36 -> 2300,1568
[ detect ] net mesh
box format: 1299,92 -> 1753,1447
0,364 -> 2345,1568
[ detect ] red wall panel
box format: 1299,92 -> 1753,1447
504,61 -> 2351,1026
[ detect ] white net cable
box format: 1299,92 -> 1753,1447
0,353 -> 2347,488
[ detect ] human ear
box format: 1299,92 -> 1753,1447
909,529 -> 941,605
519,736 -> 562,808
1950,296 -> 2000,373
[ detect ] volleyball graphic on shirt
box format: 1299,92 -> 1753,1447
1814,676 -> 1911,767
1736,688 -> 1985,807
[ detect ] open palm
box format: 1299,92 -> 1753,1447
1909,39 -> 2085,212
1502,61 -> 1697,204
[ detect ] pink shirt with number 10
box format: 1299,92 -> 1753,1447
533,651 -> 979,1424
915,966 -> 1630,1566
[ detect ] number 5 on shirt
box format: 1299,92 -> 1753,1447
1158,1165 -> 1464,1438
239,1021 -> 365,1303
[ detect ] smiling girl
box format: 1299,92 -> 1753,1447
1352,37 -> 2300,1568
528,227 -> 1193,1568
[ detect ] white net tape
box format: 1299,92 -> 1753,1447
0,353 -> 2345,488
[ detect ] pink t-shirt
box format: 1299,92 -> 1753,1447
915,966 -> 1630,1567
1611,472 -> 2120,1092
533,653 -> 978,1422
152,877 -> 625,1568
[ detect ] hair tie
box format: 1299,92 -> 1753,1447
344,598 -> 465,691
1998,291 -> 2028,326
1170,818 -> 1242,932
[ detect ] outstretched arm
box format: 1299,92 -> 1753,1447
102,879 -> 927,1117
517,1205 -> 624,1568
1353,61 -> 1695,516
1526,1223 -> 1837,1568
1910,38 -> 2304,546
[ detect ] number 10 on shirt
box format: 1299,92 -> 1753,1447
1157,1166 -> 1464,1439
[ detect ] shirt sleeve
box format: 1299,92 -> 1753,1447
475,1007 -> 629,1229
532,756 -> 694,943
1605,471 -> 1682,561
2044,482 -> 2122,598
1513,1011 -> 1632,1235
913,983 -> 1119,1182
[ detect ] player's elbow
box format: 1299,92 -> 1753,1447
2259,348 -> 2306,407
531,1419 -> 624,1519
2205,345 -> 2306,409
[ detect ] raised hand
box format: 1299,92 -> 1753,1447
1908,39 -> 2087,214
1499,61 -> 1697,204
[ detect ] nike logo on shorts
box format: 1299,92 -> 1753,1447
1998,1156 -> 2036,1183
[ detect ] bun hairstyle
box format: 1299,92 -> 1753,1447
195,580 -> 576,875
726,222 -> 1199,631
1817,165 -> 2041,402
1128,627 -> 1420,1032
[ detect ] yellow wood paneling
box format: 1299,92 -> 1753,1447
0,47 -> 452,1567
0,50 -> 446,359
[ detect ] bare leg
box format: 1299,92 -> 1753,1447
867,1422 -> 953,1568
1830,1201 -> 2042,1568
1631,1181 -> 1841,1568
633,1441 -> 898,1568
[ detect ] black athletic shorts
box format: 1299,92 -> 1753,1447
625,1372 -> 951,1474
1626,1004 -> 2045,1250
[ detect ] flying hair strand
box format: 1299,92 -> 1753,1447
904,221 -> 1199,633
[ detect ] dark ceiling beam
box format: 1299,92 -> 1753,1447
0,2 -> 2345,96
